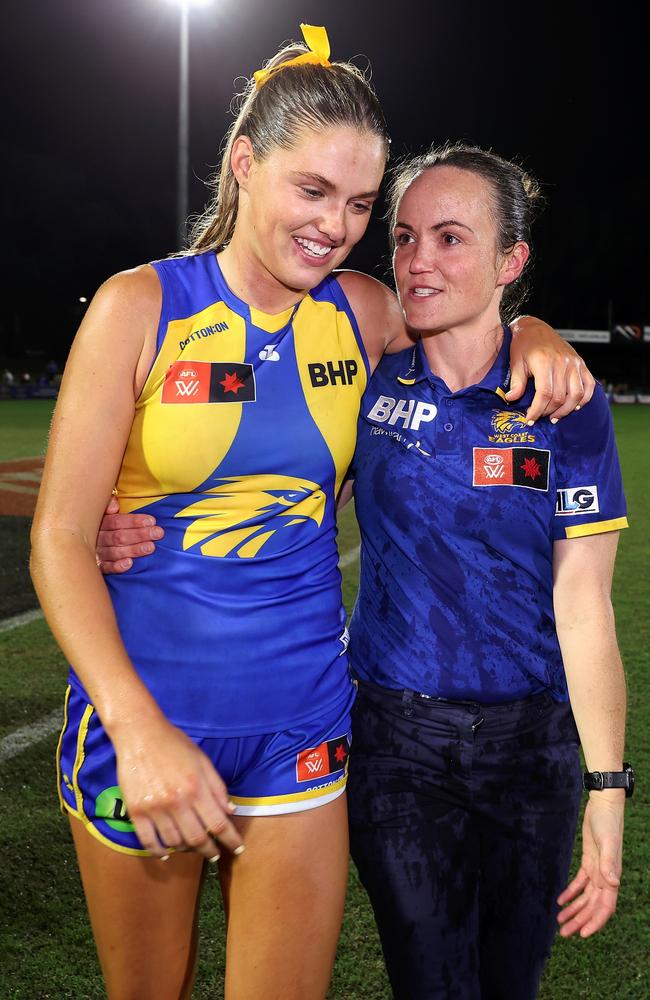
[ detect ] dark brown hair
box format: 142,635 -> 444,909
388,143 -> 543,319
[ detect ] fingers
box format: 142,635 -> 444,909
130,814 -> 170,860
133,798 -> 243,861
577,359 -> 595,405
511,356 -> 593,425
505,359 -> 528,402
198,762 -> 245,856
98,518 -> 163,541
523,356 -> 571,423
121,743 -> 244,861
96,525 -> 164,575
105,494 -> 120,515
96,538 -> 157,562
557,862 -> 620,938
557,883 -> 618,938
542,358 -> 585,423
557,867 -> 589,906
98,557 -> 134,576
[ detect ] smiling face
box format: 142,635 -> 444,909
392,165 -> 528,334
232,125 -> 386,297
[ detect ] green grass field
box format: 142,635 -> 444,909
0,402 -> 648,998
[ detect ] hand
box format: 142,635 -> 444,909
96,495 -> 164,574
507,317 -> 595,423
557,794 -> 624,937
113,714 -> 244,860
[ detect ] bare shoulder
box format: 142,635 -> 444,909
335,270 -> 407,367
91,263 -> 162,325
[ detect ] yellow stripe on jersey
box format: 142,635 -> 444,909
294,295 -> 368,496
117,302 -> 248,512
564,516 -> 629,538
250,304 -> 295,332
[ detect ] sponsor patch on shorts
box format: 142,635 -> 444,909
296,734 -> 350,782
555,485 -> 599,515
472,447 -> 550,491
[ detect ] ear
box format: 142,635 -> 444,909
230,136 -> 255,188
496,241 -> 530,288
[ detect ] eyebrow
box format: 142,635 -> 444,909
291,171 -> 380,200
394,219 -> 474,234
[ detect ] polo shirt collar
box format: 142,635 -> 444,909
397,324 -> 512,399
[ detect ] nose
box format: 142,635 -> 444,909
409,242 -> 436,274
316,203 -> 346,244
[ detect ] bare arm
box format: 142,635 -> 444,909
30,267 -> 242,859
336,479 -> 354,513
552,531 -> 626,937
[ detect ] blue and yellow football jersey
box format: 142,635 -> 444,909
350,327 -> 628,704
68,251 -> 369,735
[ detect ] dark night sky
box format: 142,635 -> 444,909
1,0 -> 646,362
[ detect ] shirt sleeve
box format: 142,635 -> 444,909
552,384 -> 628,540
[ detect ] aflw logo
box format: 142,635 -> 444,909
303,755 -> 324,774
483,454 -> 505,478
174,369 -> 200,397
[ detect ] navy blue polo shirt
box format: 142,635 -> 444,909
349,328 -> 628,703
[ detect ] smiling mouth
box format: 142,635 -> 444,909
294,237 -> 334,260
410,287 -> 440,297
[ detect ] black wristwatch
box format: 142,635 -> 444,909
583,762 -> 635,798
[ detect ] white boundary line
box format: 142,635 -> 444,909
0,608 -> 43,633
339,545 -> 360,569
0,708 -> 62,763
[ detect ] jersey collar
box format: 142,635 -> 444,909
396,325 -> 512,399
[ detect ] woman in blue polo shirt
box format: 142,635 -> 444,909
347,144 -> 630,1000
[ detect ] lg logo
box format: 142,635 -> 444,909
556,486 -> 599,515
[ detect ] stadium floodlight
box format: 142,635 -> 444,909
164,0 -> 215,246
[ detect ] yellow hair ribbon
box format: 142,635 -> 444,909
253,24 -> 331,89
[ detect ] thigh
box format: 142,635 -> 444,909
475,702 -> 582,1000
348,686 -> 481,1000
70,816 -> 205,1000
218,793 -> 349,1000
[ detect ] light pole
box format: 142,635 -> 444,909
166,0 -> 214,248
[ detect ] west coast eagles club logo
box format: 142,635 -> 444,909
489,410 -> 535,443
175,474 -> 325,558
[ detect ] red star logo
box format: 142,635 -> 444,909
520,456 -> 541,479
334,744 -> 348,763
220,371 -> 245,394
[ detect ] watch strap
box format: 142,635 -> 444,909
582,762 -> 634,797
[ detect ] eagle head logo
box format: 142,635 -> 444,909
175,475 -> 326,558
491,410 -> 528,434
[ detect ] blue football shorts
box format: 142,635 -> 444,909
56,682 -> 354,856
